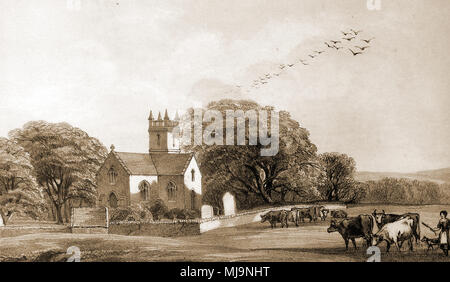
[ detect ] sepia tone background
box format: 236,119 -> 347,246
0,0 -> 449,172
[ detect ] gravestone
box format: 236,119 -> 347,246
201,205 -> 214,219
222,192 -> 236,216
0,214 -> 4,227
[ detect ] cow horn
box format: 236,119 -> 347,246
382,210 -> 385,214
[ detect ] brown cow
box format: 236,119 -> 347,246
331,210 -> 348,219
291,207 -> 313,223
327,214 -> 375,250
260,210 -> 289,228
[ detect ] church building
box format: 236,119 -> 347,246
96,110 -> 202,211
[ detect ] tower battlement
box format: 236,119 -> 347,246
148,109 -> 180,154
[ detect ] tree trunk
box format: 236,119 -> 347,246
55,204 -> 64,224
0,210 -> 5,226
0,210 -> 14,226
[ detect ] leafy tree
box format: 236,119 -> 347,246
0,137 -> 46,225
318,152 -> 363,203
361,177 -> 448,204
181,99 -> 319,207
9,121 -> 107,224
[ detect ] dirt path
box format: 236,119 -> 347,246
0,204 -> 449,261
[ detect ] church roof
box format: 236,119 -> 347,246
113,151 -> 193,176
150,153 -> 193,175
114,152 -> 158,175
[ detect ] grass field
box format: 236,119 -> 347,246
0,204 -> 449,262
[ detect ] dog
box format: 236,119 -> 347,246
421,236 -> 440,252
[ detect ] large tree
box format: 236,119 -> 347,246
9,121 -> 108,224
181,99 -> 319,208
317,152 -> 364,203
0,137 -> 46,225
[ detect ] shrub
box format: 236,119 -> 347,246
163,208 -> 200,219
109,207 -> 140,221
145,198 -> 168,220
109,204 -> 153,221
179,209 -> 200,219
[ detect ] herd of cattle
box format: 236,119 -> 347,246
260,207 -> 424,252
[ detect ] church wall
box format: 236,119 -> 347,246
129,175 -> 158,204
96,153 -> 130,208
183,157 -> 202,195
183,157 -> 202,210
157,175 -> 186,210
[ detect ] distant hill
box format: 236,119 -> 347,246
355,167 -> 450,184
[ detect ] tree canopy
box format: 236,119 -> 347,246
9,121 -> 107,223
317,152 -> 364,203
0,137 -> 46,225
181,99 -> 319,210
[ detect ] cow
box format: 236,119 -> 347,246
331,210 -> 348,219
327,214 -> 375,250
291,207 -> 313,223
260,210 -> 289,228
319,207 -> 329,221
287,210 -> 299,227
371,216 -> 415,252
310,206 -> 322,222
372,210 -> 421,243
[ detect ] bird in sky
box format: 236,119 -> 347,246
341,31 -> 351,36
324,42 -> 333,48
288,63 -> 294,67
330,40 -> 341,44
342,36 -> 356,41
333,45 -> 343,50
314,50 -> 325,54
301,61 -> 309,65
351,29 -> 362,35
355,45 -> 370,51
279,64 -> 286,69
348,48 -> 363,56
308,54 -> 316,58
361,38 -> 375,44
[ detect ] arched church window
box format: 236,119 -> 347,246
191,190 -> 196,210
138,181 -> 150,201
191,169 -> 195,182
108,167 -> 117,184
167,181 -> 177,201
109,192 -> 118,208
157,134 -> 161,146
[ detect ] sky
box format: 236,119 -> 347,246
0,0 -> 449,172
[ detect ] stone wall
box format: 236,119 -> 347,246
109,220 -> 200,237
199,203 -> 347,233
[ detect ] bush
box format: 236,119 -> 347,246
110,207 -> 140,221
163,208 -> 200,220
145,198 -> 168,220
109,204 -> 153,221
164,208 -> 182,219
178,209 -> 200,219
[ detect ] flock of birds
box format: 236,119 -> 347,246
236,28 -> 375,92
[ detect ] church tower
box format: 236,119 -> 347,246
148,109 -> 180,154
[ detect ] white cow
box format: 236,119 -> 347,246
371,217 -> 415,252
